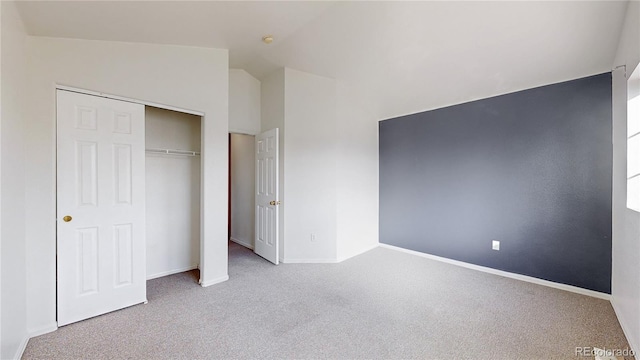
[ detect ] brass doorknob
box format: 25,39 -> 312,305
269,201 -> 281,206
63,215 -> 72,222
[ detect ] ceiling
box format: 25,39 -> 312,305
15,1 -> 629,119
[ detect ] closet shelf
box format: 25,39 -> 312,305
145,148 -> 201,157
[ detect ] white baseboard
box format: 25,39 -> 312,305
230,237 -> 253,250
147,265 -> 198,280
281,244 -> 379,264
15,334 -> 29,360
281,258 -> 340,264
336,243 -> 379,262
611,296 -> 640,354
28,322 -> 57,338
379,243 -> 611,300
200,275 -> 229,287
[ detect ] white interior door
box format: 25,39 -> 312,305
57,90 -> 147,326
255,128 -> 279,264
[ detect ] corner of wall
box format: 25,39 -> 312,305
335,81 -> 380,262
611,0 -> 640,354
200,274 -> 229,287
282,68 -> 339,261
229,68 -> 261,135
0,0 -> 3,355
1,1 -> 29,358
13,336 -> 28,360
28,323 -> 57,338
611,297 -> 640,354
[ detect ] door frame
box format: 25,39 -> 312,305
54,84 -> 207,292
228,131 -> 259,251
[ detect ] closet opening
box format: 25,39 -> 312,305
145,106 -> 202,284
228,133 -> 256,255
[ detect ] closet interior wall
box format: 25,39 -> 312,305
145,106 -> 201,279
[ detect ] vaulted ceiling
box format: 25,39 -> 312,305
15,1 -> 629,119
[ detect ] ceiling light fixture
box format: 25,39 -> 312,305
262,35 -> 274,44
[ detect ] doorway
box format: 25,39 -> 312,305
145,107 -> 202,280
228,129 -> 280,264
229,133 -> 256,250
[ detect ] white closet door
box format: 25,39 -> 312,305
254,128 -> 279,264
57,90 -> 147,326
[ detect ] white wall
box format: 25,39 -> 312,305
283,68 -> 338,261
230,133 -> 255,249
1,2 -> 3,353
336,82 -> 379,261
611,0 -> 640,354
259,68 -> 379,263
229,69 -> 261,135
229,69 -> 260,248
24,37 -> 229,334
145,107 -> 201,279
0,1 -> 28,358
260,69 -> 285,261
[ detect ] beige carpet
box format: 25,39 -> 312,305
23,242 -> 632,359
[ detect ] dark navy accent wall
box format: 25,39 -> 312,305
379,73 -> 612,293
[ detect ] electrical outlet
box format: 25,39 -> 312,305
310,234 -> 316,242
492,240 -> 500,251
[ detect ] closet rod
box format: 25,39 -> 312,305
145,148 -> 201,157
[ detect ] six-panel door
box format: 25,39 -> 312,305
57,90 -> 146,326
254,128 -> 279,264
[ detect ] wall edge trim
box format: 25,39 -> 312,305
147,266 -> 199,281
14,335 -> 29,360
28,322 -> 57,338
281,258 -> 339,264
200,275 -> 229,287
379,243 -> 612,300
611,296 -> 640,354
336,243 -> 379,262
